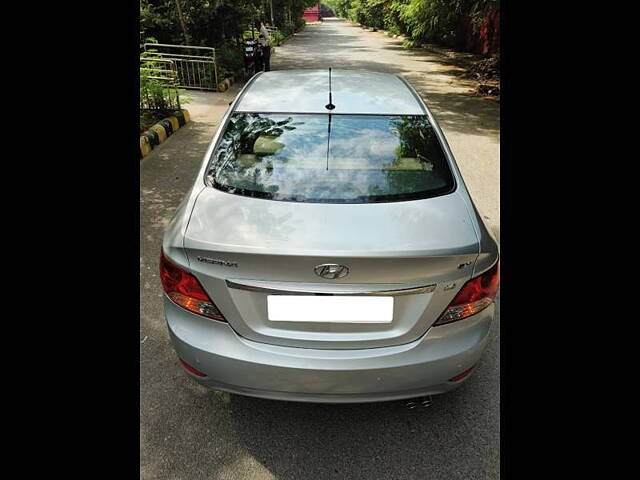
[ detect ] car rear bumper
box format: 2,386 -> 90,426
165,296 -> 494,403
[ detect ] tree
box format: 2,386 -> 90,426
323,0 -> 499,50
174,0 -> 191,44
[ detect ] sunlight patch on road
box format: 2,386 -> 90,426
216,455 -> 276,480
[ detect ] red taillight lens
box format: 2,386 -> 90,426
160,250 -> 227,322
179,358 -> 207,377
448,365 -> 475,382
435,261 -> 499,326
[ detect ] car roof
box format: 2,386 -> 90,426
234,69 -> 425,115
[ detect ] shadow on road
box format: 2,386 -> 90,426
272,22 -> 499,139
411,88 -> 500,137
220,373 -> 498,479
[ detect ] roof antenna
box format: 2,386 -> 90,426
325,68 -> 334,170
325,68 -> 335,110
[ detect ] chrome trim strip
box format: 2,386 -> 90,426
225,280 -> 436,296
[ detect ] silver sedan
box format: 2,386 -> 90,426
161,69 -> 499,403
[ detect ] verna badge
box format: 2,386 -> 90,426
197,256 -> 238,268
314,264 -> 349,279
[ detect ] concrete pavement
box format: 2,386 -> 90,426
141,18 -> 499,480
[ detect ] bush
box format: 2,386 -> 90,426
216,44 -> 244,78
320,3 -> 335,16
140,62 -> 182,110
326,0 -> 498,51
402,38 -> 418,48
294,17 -> 306,31
270,30 -> 284,45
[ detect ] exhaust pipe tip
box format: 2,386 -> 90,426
405,395 -> 433,409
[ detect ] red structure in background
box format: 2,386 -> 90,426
459,6 -> 500,56
302,3 -> 321,22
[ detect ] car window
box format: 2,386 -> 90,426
207,113 -> 455,203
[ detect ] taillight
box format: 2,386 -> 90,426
435,261 -> 499,326
448,365 -> 475,382
178,358 -> 207,377
160,250 -> 227,322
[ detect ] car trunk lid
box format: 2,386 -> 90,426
183,188 -> 479,349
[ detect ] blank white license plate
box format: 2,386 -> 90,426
267,295 -> 393,323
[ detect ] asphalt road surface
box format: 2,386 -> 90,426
141,18 -> 500,480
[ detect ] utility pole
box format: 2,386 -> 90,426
174,0 -> 191,44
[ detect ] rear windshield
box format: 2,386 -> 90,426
206,113 -> 455,203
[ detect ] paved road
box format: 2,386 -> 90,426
141,18 -> 499,480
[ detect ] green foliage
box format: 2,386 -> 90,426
140,0 -> 315,75
402,38 -> 418,48
216,44 -> 244,78
325,0 -> 498,48
140,59 -> 181,111
320,3 -> 336,16
324,0 -> 353,18
140,0 -> 316,44
383,0 -> 409,35
271,30 -> 285,46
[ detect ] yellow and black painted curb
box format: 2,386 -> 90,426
217,69 -> 248,92
140,109 -> 190,159
217,71 -> 237,92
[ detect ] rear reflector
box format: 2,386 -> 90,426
179,358 -> 207,377
448,366 -> 475,382
435,261 -> 499,326
160,250 -> 227,322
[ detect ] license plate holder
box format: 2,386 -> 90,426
267,295 -> 393,323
